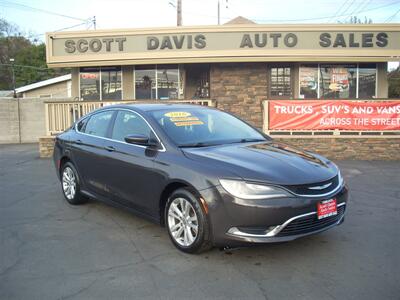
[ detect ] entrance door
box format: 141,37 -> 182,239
269,65 -> 294,99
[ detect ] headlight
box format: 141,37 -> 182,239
219,179 -> 293,200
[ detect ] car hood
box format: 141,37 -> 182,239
182,141 -> 337,185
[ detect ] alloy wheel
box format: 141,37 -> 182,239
167,197 -> 199,247
62,167 -> 76,200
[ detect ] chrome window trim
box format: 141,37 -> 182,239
74,108 -> 166,152
227,202 -> 346,238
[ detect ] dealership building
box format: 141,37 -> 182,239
44,20 -> 400,159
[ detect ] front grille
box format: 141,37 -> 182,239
277,204 -> 345,237
283,175 -> 340,196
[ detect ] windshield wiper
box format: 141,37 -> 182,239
179,142 -> 214,148
238,138 -> 266,143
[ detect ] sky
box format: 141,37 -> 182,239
1,0 -> 399,68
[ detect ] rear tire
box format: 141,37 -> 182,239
165,188 -> 212,253
61,162 -> 86,205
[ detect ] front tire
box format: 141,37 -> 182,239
61,162 -> 86,205
165,188 -> 212,253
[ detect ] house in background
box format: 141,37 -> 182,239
15,74 -> 71,98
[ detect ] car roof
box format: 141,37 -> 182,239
106,103 -> 215,112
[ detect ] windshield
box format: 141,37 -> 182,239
149,107 -> 267,147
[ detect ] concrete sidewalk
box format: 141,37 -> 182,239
0,144 -> 399,299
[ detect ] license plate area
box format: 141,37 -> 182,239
317,199 -> 337,220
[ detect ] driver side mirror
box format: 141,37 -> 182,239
124,134 -> 159,148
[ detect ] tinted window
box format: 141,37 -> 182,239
102,66 -> 122,100
80,67 -> 100,100
111,111 -> 152,142
299,64 -> 318,99
76,117 -> 89,132
359,63 -> 376,99
84,111 -> 114,138
149,108 -> 266,146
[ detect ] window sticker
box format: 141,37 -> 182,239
174,121 -> 204,127
164,112 -> 192,118
164,111 -> 204,126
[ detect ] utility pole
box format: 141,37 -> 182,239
217,0 -> 220,25
177,0 -> 182,26
93,16 -> 96,30
10,58 -> 16,98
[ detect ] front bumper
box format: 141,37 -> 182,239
200,184 -> 349,247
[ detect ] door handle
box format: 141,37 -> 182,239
104,146 -> 115,152
76,139 -> 82,145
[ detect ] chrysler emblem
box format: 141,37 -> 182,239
308,182 -> 332,190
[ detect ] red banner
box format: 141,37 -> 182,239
269,100 -> 400,130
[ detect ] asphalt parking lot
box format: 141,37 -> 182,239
0,144 -> 399,300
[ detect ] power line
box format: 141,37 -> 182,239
385,7 -> 400,22
249,0 -> 400,23
328,0 -> 351,22
0,63 -> 53,71
0,0 -> 87,21
28,21 -> 92,39
184,0 -> 400,23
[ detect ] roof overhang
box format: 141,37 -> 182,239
46,24 -> 400,68
15,74 -> 71,93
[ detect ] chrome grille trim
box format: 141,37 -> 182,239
284,174 -> 344,198
227,202 -> 346,238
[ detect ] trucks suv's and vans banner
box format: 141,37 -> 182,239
269,100 -> 400,130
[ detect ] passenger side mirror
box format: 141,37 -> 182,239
124,135 -> 159,148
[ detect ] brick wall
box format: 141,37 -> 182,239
275,137 -> 400,160
39,136 -> 55,158
210,63 -> 267,129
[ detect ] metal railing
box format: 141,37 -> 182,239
263,99 -> 400,137
45,99 -> 216,135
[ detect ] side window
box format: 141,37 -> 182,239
84,111 -> 114,138
111,111 -> 152,142
76,117 -> 89,132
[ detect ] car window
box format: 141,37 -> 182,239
76,117 -> 89,132
83,111 -> 114,138
111,110 -> 152,142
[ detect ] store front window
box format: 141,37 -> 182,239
134,65 -> 179,100
358,63 -> 376,99
320,64 -> 357,99
299,63 -> 376,99
80,66 -> 122,100
80,67 -> 100,100
101,66 -> 122,100
135,66 -> 156,99
270,66 -> 292,98
299,64 -> 318,99
185,64 -> 210,99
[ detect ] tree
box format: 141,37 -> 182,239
338,16 -> 373,24
0,18 -> 68,91
388,67 -> 400,98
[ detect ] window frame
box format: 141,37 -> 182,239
268,64 -> 294,99
298,63 -> 378,99
110,110 -> 153,142
74,108 -> 166,152
77,110 -> 116,138
79,66 -> 123,101
133,64 -> 180,100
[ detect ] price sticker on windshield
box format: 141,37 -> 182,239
164,111 -> 204,126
